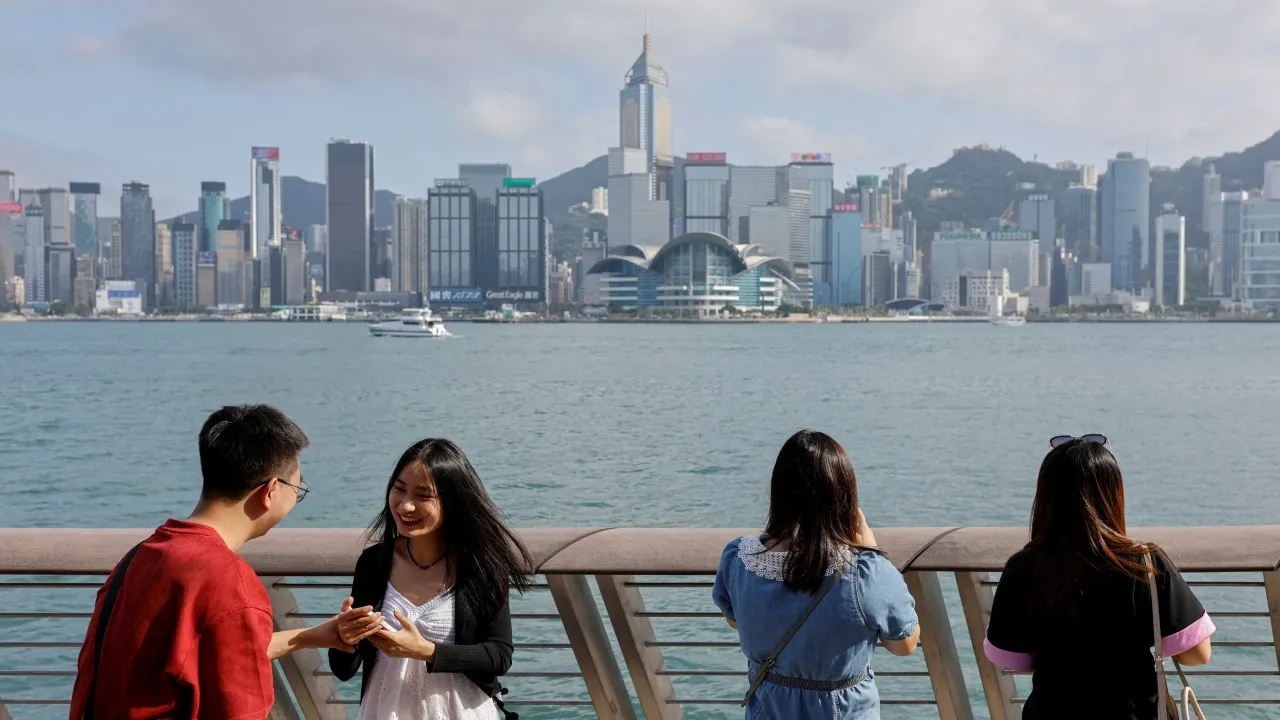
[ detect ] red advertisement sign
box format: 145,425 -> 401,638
0,202 -> 21,214
251,146 -> 280,160
832,203 -> 859,213
686,152 -> 727,163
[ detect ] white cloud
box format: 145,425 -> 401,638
454,89 -> 544,142
45,1 -> 1280,170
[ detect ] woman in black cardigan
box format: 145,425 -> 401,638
329,439 -> 533,720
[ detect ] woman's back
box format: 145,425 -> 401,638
713,535 -> 918,718
986,547 -> 1215,719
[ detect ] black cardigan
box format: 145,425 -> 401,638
328,545 -> 518,719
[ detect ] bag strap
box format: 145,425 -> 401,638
1144,550 -> 1172,720
84,542 -> 143,719
740,562 -> 847,707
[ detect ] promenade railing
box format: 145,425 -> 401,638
3,526 -> 1280,719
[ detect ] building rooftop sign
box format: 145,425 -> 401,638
791,152 -> 832,164
502,178 -> 537,188
686,152 -> 727,163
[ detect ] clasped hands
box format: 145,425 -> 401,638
331,596 -> 437,662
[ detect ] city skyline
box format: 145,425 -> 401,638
3,2 -> 1277,216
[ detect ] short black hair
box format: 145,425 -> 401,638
197,404 -> 310,502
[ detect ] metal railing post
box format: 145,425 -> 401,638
1263,570 -> 1280,671
0,701 -> 12,720
955,571 -> 1019,720
596,574 -> 682,720
546,574 -> 638,720
905,570 -> 974,720
261,577 -> 346,720
268,660 -> 304,720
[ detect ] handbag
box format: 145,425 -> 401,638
1144,550 -> 1206,720
740,563 -> 848,707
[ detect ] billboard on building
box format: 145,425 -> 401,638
485,289 -> 543,302
856,175 -> 880,188
197,251 -> 218,265
0,202 -> 20,215
989,230 -> 1034,242
502,178 -> 536,188
428,288 -> 482,303
938,231 -> 984,242
107,289 -> 141,299
791,152 -> 833,164
686,152 -> 727,163
832,203 -> 859,213
251,146 -> 280,160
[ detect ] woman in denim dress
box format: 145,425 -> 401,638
712,429 -> 920,719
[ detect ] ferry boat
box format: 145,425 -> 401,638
989,292 -> 1027,326
368,308 -> 451,338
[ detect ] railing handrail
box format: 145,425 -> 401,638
4,525 -> 1280,575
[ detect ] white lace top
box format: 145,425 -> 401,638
736,534 -> 853,581
357,583 -> 501,720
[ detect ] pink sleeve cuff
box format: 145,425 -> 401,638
1162,611 -> 1216,657
983,633 -> 1034,671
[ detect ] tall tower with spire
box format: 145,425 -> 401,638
619,19 -> 673,202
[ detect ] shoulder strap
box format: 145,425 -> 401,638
1144,550 -> 1172,719
84,542 -> 143,720
740,562 -> 847,707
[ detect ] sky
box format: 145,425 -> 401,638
1,0 -> 1276,217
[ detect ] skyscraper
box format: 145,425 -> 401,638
1203,165 -> 1224,294
199,182 -> 228,254
392,196 -> 429,293
70,182 -> 100,259
791,155 -> 834,296
1222,191 -> 1248,296
98,217 -> 122,280
21,191 -> 44,303
1063,184 -> 1098,261
607,147 -> 669,248
682,153 -> 730,235
1100,153 -> 1150,291
0,170 -> 14,202
492,178 -> 546,304
427,179 -> 477,301
216,219 -> 246,308
121,183 -> 156,307
171,222 -> 198,308
619,29 -> 673,201
1154,207 -> 1186,308
38,188 -> 71,250
250,147 -> 282,259
459,163 -> 512,293
326,139 -> 375,292
1018,194 -> 1056,253
155,222 -> 173,306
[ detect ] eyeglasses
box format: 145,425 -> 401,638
1049,434 -> 1108,448
256,475 -> 309,502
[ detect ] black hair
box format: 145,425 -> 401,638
197,404 -> 310,502
762,429 -> 882,593
367,439 -> 534,621
1026,438 -> 1152,620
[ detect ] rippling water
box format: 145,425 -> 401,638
3,321 -> 1280,718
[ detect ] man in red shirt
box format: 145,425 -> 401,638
69,404 -> 375,718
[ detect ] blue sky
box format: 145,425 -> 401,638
2,1 -> 1274,217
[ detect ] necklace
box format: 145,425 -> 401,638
405,540 -> 446,571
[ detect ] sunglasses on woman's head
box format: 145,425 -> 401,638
1049,433 -> 1108,448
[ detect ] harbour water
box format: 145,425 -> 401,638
4,321 -> 1280,717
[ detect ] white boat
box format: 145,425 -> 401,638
991,315 -> 1027,326
368,308 -> 451,338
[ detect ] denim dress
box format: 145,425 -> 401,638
712,535 -> 918,720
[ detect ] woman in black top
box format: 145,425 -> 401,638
328,438 -> 534,720
984,436 -> 1215,719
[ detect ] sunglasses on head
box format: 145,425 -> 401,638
1050,433 -> 1107,448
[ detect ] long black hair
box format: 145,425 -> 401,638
762,429 -> 882,593
1025,439 -> 1153,620
366,439 -> 534,621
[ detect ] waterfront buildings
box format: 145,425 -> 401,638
1203,165 -> 1224,294
155,222 -> 173,305
216,220 -> 246,308
577,240 -> 608,304
1153,208 -> 1186,309
392,196 -> 429,293
426,179 -> 477,304
171,222 -> 198,308
988,230 -> 1040,292
584,232 -> 799,313
1080,263 -> 1112,298
22,194 -> 44,303
326,139 -> 375,292
0,171 -> 14,202
98,217 -> 122,280
1018,194 -> 1055,252
608,147 -> 668,249
283,236 -> 306,305
791,155 -> 834,295
73,255 -> 95,310
1099,153 -> 1150,291
1222,191 -> 1248,297
250,147 -> 282,259
682,153 -> 729,236
4,275 -> 24,309
460,163 -> 512,294
120,182 -> 155,307
70,182 -> 100,259
938,269 -> 1009,313
95,279 -> 142,315
45,243 -> 74,304
1236,172 -> 1280,310
306,224 -> 326,254
199,182 -> 228,254
0,200 -> 19,284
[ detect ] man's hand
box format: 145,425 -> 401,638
369,610 -> 436,662
334,597 -> 384,651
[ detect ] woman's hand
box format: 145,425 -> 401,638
335,597 -> 385,649
853,507 -> 878,549
369,609 -> 437,662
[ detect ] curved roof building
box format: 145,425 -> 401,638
586,232 -> 799,313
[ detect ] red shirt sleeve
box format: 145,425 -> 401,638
194,607 -> 276,719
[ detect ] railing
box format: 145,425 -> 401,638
3,526 -> 1280,719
